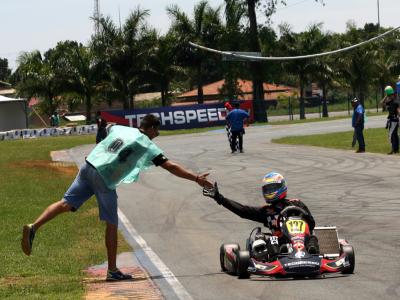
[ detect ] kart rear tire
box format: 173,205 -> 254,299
220,243 -> 240,273
237,250 -> 250,279
341,245 -> 355,274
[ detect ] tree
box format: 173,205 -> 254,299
49,41 -> 106,123
146,33 -> 183,106
242,0 -> 324,121
168,1 -> 223,104
91,8 -> 156,110
334,23 -> 377,105
219,0 -> 247,100
279,23 -> 327,119
14,50 -> 63,116
0,58 -> 12,82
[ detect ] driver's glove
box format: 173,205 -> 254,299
203,182 -> 224,204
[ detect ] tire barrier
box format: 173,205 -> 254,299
0,124 -> 98,142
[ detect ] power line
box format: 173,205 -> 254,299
189,25 -> 400,61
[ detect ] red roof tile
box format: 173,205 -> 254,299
177,79 -> 297,101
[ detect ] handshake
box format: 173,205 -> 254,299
203,182 -> 224,204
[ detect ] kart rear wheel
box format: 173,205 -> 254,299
341,245 -> 355,274
220,243 -> 239,273
237,250 -> 250,279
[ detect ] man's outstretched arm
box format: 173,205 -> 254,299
160,160 -> 213,188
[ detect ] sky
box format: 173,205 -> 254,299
1,0 -> 399,70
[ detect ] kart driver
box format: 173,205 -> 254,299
203,172 -> 319,260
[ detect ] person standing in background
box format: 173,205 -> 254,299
226,102 -> 249,154
351,98 -> 365,153
396,76 -> 400,100
96,111 -> 108,144
381,86 -> 399,154
50,111 -> 60,127
224,101 -> 236,151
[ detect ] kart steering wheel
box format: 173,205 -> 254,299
277,206 -> 309,228
279,206 -> 308,219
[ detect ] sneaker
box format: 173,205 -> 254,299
106,269 -> 133,281
21,224 -> 35,256
240,149 -> 244,153
356,149 -> 365,153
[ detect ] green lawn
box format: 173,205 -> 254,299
273,127 -> 391,154
0,136 -> 130,299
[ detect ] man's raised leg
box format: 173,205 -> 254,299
21,200 -> 72,255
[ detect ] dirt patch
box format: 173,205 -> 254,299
12,160 -> 77,176
84,267 -> 163,300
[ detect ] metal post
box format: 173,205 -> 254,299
347,96 -> 350,116
288,97 -> 291,120
25,99 -> 29,129
318,96 -> 321,118
377,0 -> 380,28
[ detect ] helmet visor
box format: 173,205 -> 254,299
262,182 -> 283,195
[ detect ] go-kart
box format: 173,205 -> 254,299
219,206 -> 355,279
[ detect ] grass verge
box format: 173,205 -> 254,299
272,127 -> 391,154
0,136 -> 131,299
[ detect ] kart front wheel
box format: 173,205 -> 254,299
341,245 -> 355,274
237,250 -> 250,279
220,243 -> 239,273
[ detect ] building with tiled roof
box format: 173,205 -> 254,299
176,79 -> 298,104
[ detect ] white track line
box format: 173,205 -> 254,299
118,209 -> 194,300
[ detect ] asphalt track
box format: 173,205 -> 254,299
70,116 -> 400,300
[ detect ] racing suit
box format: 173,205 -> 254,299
214,196 -> 315,234
213,195 -> 317,258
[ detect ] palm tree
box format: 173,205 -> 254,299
168,1 -> 223,104
334,23 -> 376,105
279,24 -> 327,119
91,8 -> 156,110
245,0 -> 267,121
219,0 -> 247,100
49,41 -> 105,123
146,33 -> 184,106
14,50 -> 63,116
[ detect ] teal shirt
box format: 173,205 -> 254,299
86,126 -> 163,190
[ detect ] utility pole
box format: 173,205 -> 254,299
94,0 -> 100,35
377,0 -> 380,28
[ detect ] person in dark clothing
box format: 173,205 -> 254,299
203,172 -> 318,258
381,86 -> 399,154
224,102 -> 237,151
225,102 -> 249,153
351,98 -> 365,153
96,111 -> 108,144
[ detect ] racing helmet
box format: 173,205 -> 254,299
262,172 -> 287,205
384,86 -> 394,96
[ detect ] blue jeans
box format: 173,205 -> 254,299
355,126 -> 365,151
63,162 -> 118,225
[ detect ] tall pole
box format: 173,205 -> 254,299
377,0 -> 380,28
94,0 -> 100,35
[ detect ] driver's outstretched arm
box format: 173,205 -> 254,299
203,183 -> 266,223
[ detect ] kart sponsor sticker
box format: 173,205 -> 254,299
286,220 -> 306,234
295,251 -> 306,258
284,261 -> 320,268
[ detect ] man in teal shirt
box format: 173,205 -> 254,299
21,114 -> 213,281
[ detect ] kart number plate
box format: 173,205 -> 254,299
286,220 -> 306,234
